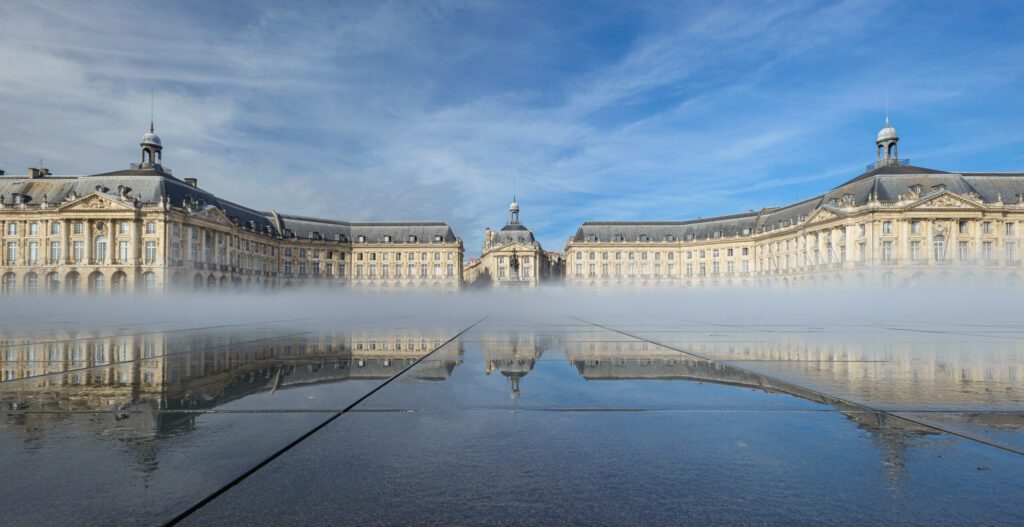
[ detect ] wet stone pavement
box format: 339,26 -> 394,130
1,315 -> 1023,525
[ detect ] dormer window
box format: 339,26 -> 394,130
932,184 -> 946,192
408,235 -> 417,243
639,234 -> 649,242
587,235 -> 598,242
684,233 -> 695,241
383,235 -> 392,243
433,235 -> 443,242
665,235 -> 675,242
357,235 -> 366,243
741,228 -> 751,236
614,234 -> 624,242
713,230 -> 722,238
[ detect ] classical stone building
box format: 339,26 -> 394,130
0,124 -> 463,294
566,120 -> 1024,288
463,199 -> 561,288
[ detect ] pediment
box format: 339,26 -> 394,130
58,192 -> 136,212
190,205 -> 236,227
804,206 -> 843,226
484,241 -> 538,256
906,191 -> 984,211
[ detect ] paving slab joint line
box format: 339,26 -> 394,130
162,315 -> 488,527
573,316 -> 1024,457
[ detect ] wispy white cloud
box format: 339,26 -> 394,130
0,0 -> 1022,258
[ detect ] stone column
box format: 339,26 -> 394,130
84,220 -> 93,265
61,220 -> 69,265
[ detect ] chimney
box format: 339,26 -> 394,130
28,167 -> 40,179
184,178 -> 198,188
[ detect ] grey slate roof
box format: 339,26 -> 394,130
573,164 -> 1024,243
494,223 -> 536,245
277,214 -> 458,243
0,166 -> 459,243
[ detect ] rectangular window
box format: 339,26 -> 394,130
959,241 -> 969,262
119,241 -> 129,262
446,264 -> 454,277
50,241 -> 61,262
5,242 -> 16,264
27,242 -> 38,264
420,264 -> 428,277
882,241 -> 893,263
29,223 -> 39,236
146,222 -> 157,235
959,221 -> 969,234
51,223 -> 61,235
575,263 -> 583,276
1006,223 -> 1016,236
6,223 -> 16,236
73,241 -> 83,263
982,241 -> 994,262
119,221 -> 130,235
145,241 -> 157,262
910,241 -> 921,261
882,221 -> 893,234
1005,242 -> 1016,263
74,221 -> 83,235
982,222 -> 992,234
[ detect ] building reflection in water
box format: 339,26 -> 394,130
0,328 -> 463,439
2,326 -> 1023,479
483,332 -> 547,398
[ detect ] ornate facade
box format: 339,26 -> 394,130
463,200 -> 561,287
565,120 -> 1024,288
0,125 -> 463,294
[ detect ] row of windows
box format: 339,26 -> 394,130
574,261 -> 752,277
4,220 -> 159,236
353,263 -> 455,279
4,240 -> 157,264
880,220 -> 1014,235
355,251 -> 455,262
1,271 -> 157,294
574,248 -> 750,261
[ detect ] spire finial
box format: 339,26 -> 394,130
150,88 -> 155,132
885,92 -> 889,126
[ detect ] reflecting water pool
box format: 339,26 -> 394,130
1,315 -> 1022,525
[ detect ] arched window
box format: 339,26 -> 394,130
934,235 -> 946,261
65,272 -> 80,295
143,272 -> 157,294
25,272 -> 38,294
94,236 -> 108,263
2,272 -> 16,295
89,272 -> 105,294
46,272 -> 60,293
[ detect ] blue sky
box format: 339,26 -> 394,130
1,1 -> 1022,257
